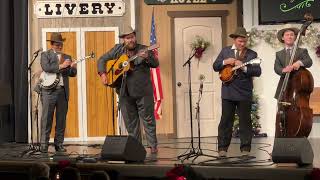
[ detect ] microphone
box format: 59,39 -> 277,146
33,47 -> 43,55
199,74 -> 205,94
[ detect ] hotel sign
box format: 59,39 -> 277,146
144,0 -> 233,5
34,1 -> 125,18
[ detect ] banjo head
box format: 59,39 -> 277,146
39,72 -> 59,87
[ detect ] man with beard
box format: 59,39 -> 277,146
97,27 -> 159,153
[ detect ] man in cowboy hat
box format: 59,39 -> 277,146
274,26 -> 313,99
97,27 -> 159,153
213,27 -> 261,157
38,32 -> 77,153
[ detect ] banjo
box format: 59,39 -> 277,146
39,52 -> 95,90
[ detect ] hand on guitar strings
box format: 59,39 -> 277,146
282,61 -> 302,73
223,58 -> 236,65
138,49 -> 149,59
70,61 -> 77,68
234,60 -> 243,66
59,60 -> 72,69
100,73 -> 109,85
282,65 -> 294,73
291,61 -> 302,70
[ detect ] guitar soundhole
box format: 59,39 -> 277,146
115,69 -> 122,75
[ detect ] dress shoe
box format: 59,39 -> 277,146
218,150 -> 227,157
150,147 -> 158,154
40,145 -> 48,153
241,150 -> 250,156
54,144 -> 67,152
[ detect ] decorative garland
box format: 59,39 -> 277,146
247,26 -> 320,57
190,35 -> 211,59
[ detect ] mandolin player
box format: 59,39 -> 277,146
97,27 -> 159,154
213,27 -> 261,157
35,32 -> 77,153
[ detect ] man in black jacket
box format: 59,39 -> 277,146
213,27 -> 261,157
97,27 -> 159,153
38,32 -> 77,153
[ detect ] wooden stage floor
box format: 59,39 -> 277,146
0,137 -> 319,180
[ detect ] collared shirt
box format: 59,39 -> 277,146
284,45 -> 304,66
231,44 -> 240,58
223,44 -> 247,72
56,53 -> 64,86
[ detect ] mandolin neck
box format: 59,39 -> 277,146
231,61 -> 251,71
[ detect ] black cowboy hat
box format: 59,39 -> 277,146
46,32 -> 66,43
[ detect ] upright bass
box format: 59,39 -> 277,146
275,14 -> 314,137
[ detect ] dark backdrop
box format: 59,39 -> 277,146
0,0 -> 28,142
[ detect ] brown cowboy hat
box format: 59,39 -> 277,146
119,26 -> 136,38
229,27 -> 248,38
46,32 -> 65,43
277,25 -> 299,43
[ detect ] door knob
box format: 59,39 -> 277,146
177,82 -> 182,87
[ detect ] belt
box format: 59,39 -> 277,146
55,85 -> 64,90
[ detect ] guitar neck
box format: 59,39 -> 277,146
128,45 -> 158,62
73,55 -> 92,64
232,61 -> 250,71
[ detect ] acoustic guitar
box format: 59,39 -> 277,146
105,44 -> 159,87
219,58 -> 261,83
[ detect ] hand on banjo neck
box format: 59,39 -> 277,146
57,53 -> 77,70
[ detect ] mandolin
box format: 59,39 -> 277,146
219,58 -> 261,83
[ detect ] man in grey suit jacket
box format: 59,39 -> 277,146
274,27 -> 313,99
213,27 -> 261,157
97,27 -> 159,153
38,33 -> 77,153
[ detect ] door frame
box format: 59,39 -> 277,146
167,10 -> 229,137
80,27 -> 119,141
40,27 -> 119,142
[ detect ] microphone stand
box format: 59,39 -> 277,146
191,82 -> 217,163
27,51 -> 41,152
177,49 -> 197,161
177,50 -> 218,162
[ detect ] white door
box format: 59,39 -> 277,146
175,17 -> 222,138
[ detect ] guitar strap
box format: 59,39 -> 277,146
238,48 -> 247,62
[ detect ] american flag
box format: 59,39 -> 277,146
150,9 -> 163,120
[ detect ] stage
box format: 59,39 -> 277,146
0,137 -> 318,180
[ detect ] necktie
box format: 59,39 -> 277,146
235,49 -> 239,59
286,49 -> 291,65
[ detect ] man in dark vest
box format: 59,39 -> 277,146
213,27 -> 261,157
37,32 -> 77,153
97,27 -> 159,153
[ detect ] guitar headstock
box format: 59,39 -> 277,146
250,58 -> 262,65
89,51 -> 95,58
148,43 -> 160,51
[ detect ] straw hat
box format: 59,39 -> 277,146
277,25 -> 299,43
119,26 -> 136,38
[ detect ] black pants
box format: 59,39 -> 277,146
218,99 -> 252,152
119,95 -> 157,148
